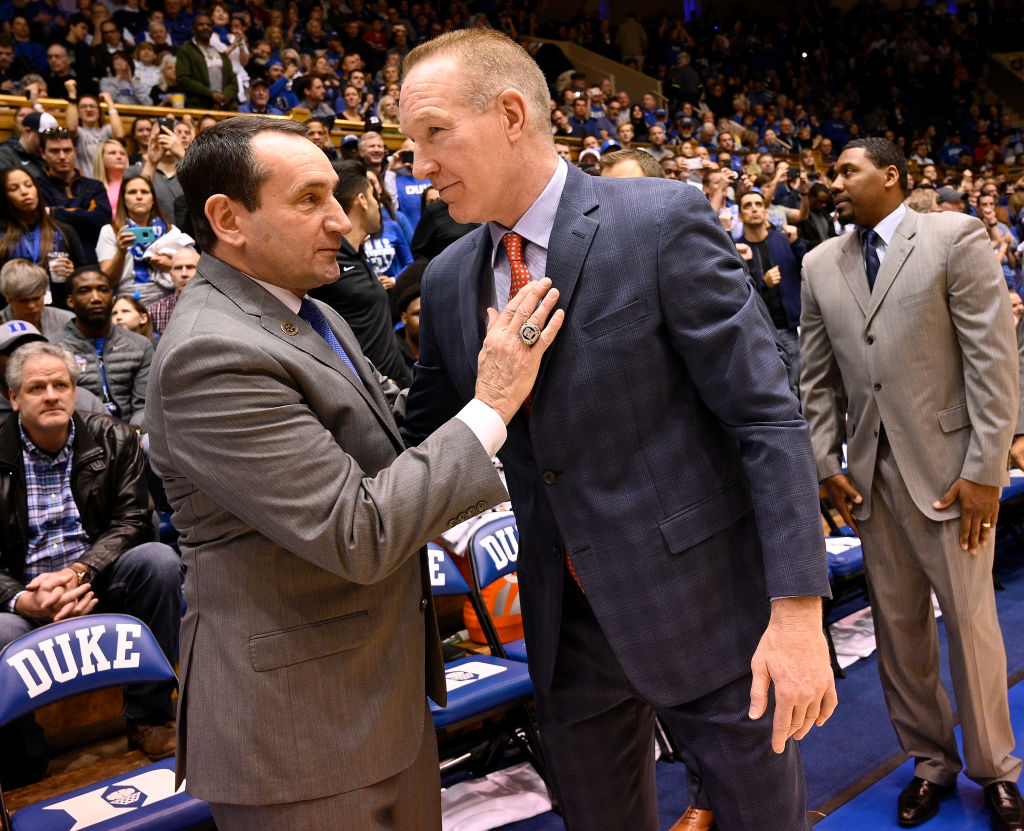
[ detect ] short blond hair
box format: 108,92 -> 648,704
404,29 -> 551,137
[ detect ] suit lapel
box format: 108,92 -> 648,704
198,255 -> 401,444
534,166 -> 598,393
458,231 -> 492,369
865,210 -> 917,327
838,231 -> 871,317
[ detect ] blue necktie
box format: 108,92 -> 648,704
862,229 -> 881,291
298,298 -> 361,381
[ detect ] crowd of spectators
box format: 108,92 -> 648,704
0,0 -> 1023,794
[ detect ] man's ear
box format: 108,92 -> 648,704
497,88 -> 528,143
205,194 -> 245,249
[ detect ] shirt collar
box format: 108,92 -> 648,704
19,415 -> 75,464
488,157 -> 568,265
245,275 -> 302,314
868,203 -> 907,247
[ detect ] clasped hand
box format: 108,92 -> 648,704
13,568 -> 97,622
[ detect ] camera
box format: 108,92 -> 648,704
787,167 -> 800,180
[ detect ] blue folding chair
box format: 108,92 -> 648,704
0,614 -> 212,831
426,542 -> 547,782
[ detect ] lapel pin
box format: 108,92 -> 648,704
281,321 -> 299,336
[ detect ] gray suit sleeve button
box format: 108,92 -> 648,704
542,470 -> 557,484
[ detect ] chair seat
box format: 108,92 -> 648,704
11,758 -> 212,831
504,638 -> 528,662
1003,468 -> 1024,501
430,656 -> 534,728
826,536 -> 864,579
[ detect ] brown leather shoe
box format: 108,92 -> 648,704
669,806 -> 717,831
125,719 -> 176,760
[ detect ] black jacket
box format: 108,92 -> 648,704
0,412 -> 154,608
310,238 -> 413,387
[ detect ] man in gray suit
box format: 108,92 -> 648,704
801,137 -> 1024,831
145,116 -> 563,830
400,30 -> 836,831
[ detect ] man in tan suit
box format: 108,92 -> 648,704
801,137 -> 1023,831
145,117 -> 563,830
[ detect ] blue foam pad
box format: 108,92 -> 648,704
11,758 -> 212,831
1003,469 -> 1024,501
430,655 -> 534,728
826,536 -> 865,579
504,638 -> 528,662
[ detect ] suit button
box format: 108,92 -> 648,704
865,336 -> 874,344
419,597 -> 428,612
476,501 -> 487,511
466,507 -> 477,518
873,383 -> 881,390
457,511 -> 468,522
542,471 -> 557,484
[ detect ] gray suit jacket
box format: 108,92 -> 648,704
146,254 -> 506,805
800,209 -> 1018,520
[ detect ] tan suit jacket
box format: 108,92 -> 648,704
800,209 -> 1018,520
146,254 -> 507,805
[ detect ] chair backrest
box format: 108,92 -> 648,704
426,542 -> 471,597
468,514 -> 519,590
0,614 -> 176,727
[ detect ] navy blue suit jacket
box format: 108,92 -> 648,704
402,163 -> 829,706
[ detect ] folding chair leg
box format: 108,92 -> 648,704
823,615 -> 845,679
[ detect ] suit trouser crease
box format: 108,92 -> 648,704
858,438 -> 1020,786
532,572 -> 810,831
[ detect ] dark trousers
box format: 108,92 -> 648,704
0,542 -> 183,784
533,575 -> 810,831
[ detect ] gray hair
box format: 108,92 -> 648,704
6,341 -> 80,392
0,259 -> 48,300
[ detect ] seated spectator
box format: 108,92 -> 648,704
143,19 -> 175,54
10,15 -> 46,73
37,129 -> 112,263
378,93 -> 400,125
97,175 -> 181,306
335,84 -> 369,121
641,123 -> 672,162
112,294 -> 154,340
146,246 -> 198,336
238,76 -> 283,115
44,43 -> 90,100
393,280 -> 419,371
936,186 -> 966,212
311,160 -> 412,387
293,73 -> 334,118
150,53 -> 184,108
0,320 -> 104,429
0,167 -> 84,307
617,122 -> 635,149
599,147 -> 666,179
176,14 -> 238,111
357,130 -> 388,180
0,340 -> 182,778
0,110 -> 56,183
0,34 -> 35,93
0,259 -> 73,337
92,17 -> 130,79
100,51 -> 147,106
93,138 -> 130,214
305,117 -> 338,161
906,187 -> 939,213
364,168 -> 413,284
55,267 -> 152,427
131,42 -> 162,105
65,91 -> 126,180
126,119 -> 186,223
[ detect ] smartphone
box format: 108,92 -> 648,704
685,157 -> 702,170
787,167 -> 800,179
157,116 -> 176,132
128,226 -> 157,245
400,150 -> 414,164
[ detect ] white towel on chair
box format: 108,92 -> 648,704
441,762 -> 552,831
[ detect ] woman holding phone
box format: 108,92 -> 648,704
97,175 -> 177,305
0,167 -> 85,307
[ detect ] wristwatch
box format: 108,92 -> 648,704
69,564 -> 92,586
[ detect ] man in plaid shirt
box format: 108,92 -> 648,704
0,342 -> 182,786
147,247 -> 199,336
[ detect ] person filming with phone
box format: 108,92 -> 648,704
97,174 -> 187,305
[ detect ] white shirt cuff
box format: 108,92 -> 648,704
456,398 -> 507,458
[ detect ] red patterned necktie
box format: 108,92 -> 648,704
503,232 -> 531,303
500,233 -> 582,593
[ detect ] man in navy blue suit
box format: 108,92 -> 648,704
400,30 -> 835,831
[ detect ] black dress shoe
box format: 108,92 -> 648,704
897,776 -> 956,827
985,781 -> 1024,831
